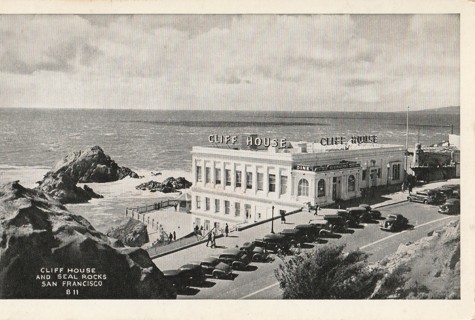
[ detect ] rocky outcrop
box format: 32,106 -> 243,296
36,146 -> 139,204
0,181 -> 176,299
49,145 -> 139,183
107,217 -> 149,247
371,220 -> 460,299
135,180 -> 162,192
135,177 -> 192,194
36,173 -> 99,204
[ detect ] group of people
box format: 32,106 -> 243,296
168,231 -> 176,244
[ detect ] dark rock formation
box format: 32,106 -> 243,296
135,177 -> 192,194
83,185 -> 103,199
135,180 -> 162,192
36,173 -> 95,204
107,217 -> 149,247
49,145 -> 139,183
0,181 -> 176,299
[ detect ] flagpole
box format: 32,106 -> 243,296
405,106 -> 409,183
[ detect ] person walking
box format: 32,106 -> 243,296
168,232 -> 173,244
206,232 -> 212,247
211,232 -> 216,248
408,182 -> 413,193
174,203 -> 178,211
173,231 -> 176,241
225,223 -> 229,237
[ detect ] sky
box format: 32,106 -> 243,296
0,14 -> 460,112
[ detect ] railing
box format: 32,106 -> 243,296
125,199 -> 178,216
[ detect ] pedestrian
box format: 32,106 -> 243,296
225,223 -> 229,237
280,212 -> 286,224
206,232 -> 212,247
174,203 -> 178,211
168,232 -> 173,244
173,231 -> 176,241
408,182 -> 413,193
211,232 -> 216,248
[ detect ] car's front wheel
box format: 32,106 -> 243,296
423,200 -> 428,204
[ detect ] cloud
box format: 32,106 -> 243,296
0,14 -> 459,111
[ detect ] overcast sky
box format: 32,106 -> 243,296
0,14 -> 459,112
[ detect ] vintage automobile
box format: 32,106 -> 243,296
239,241 -> 268,262
432,186 -> 454,200
438,198 -> 460,215
162,269 -> 191,291
217,248 -> 251,270
358,204 -> 382,219
178,263 -> 206,285
380,214 -> 409,232
308,219 -> 334,236
346,207 -> 369,224
254,233 -> 290,253
279,228 -> 308,247
407,190 -> 443,204
294,224 -> 319,242
190,257 -> 233,279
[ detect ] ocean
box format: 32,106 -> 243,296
0,108 -> 459,233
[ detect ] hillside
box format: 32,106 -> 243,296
371,219 -> 460,299
408,106 -> 460,114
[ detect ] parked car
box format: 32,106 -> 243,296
255,233 -> 290,253
178,264 -> 206,285
294,224 -> 318,242
162,269 -> 191,291
407,190 -> 443,204
380,214 -> 409,232
217,248 -> 251,270
308,219 -> 334,236
358,204 -> 382,219
239,242 -> 268,262
432,186 -> 454,200
314,211 -> 349,232
279,228 -> 308,247
190,257 -> 233,279
438,198 -> 460,215
346,207 -> 369,224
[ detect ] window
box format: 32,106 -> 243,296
362,170 -> 367,180
205,197 -> 210,211
205,167 -> 211,183
246,172 -> 253,189
215,168 -> 221,184
196,196 -> 201,209
269,174 -> 276,192
348,175 -> 356,192
280,176 -> 288,195
257,173 -> 264,190
214,199 -> 220,213
224,201 -> 230,214
235,202 -> 240,216
196,166 -> 202,182
392,163 -> 401,180
235,170 -> 242,188
225,169 -> 231,186
317,179 -> 325,197
298,179 -> 309,196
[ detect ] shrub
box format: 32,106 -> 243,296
275,244 -> 381,299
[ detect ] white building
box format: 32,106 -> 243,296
190,135 -> 405,231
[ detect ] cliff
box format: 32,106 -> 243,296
107,217 -> 149,247
0,181 -> 176,299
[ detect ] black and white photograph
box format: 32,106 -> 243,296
0,2 -> 473,319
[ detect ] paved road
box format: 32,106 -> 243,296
153,201 -> 458,299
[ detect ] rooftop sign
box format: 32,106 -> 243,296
320,135 -> 377,146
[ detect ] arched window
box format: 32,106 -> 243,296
348,175 -> 356,192
317,179 -> 325,197
298,179 -> 309,197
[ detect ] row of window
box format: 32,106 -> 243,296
195,196 -> 253,218
196,166 -> 288,194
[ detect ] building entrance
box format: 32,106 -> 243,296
332,177 -> 342,200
